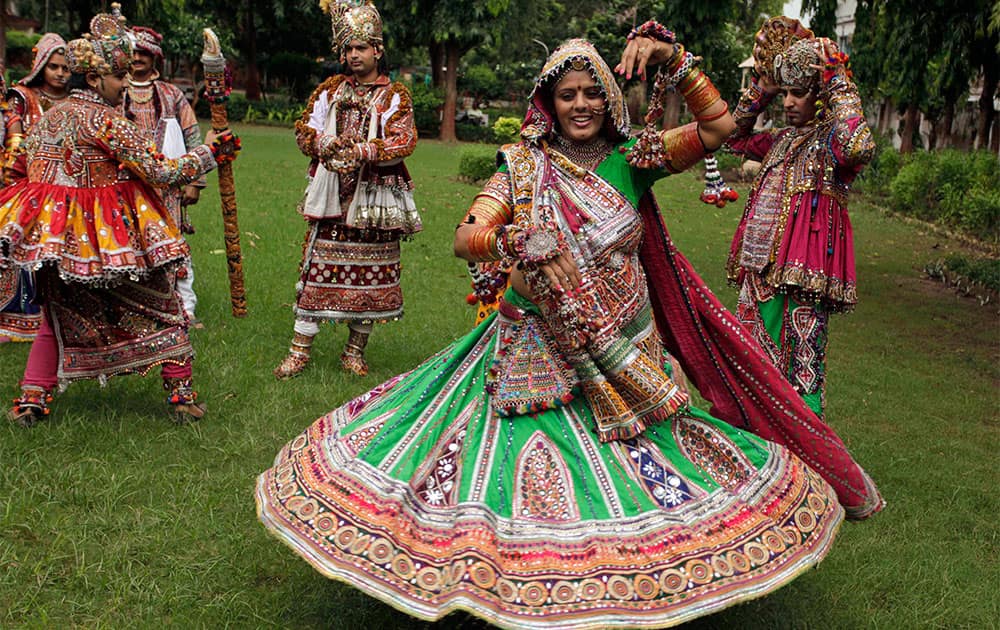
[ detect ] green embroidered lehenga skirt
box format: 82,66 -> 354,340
256,298 -> 844,629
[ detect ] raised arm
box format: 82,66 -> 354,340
616,23 -> 736,173
98,114 -> 219,188
454,170 -> 514,262
725,74 -> 780,161
818,42 -> 875,169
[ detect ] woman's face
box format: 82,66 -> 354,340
42,52 -> 70,95
552,69 -> 606,143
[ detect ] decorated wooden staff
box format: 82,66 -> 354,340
201,29 -> 247,317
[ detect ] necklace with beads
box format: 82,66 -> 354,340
128,83 -> 155,104
128,72 -> 158,104
549,133 -> 612,172
38,89 -> 67,110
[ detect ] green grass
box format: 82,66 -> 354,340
1,126 -> 997,629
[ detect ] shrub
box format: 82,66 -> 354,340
409,81 -> 443,137
460,64 -> 502,102
458,149 -> 497,183
492,116 -> 521,144
859,132 -> 901,195
888,149 -> 1000,242
889,154 -> 937,220
195,92 -> 252,122
943,254 -> 1000,292
455,122 -> 493,143
244,103 -> 303,127
6,30 -> 39,55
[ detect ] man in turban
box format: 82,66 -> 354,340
0,12 -> 237,426
124,25 -> 206,326
726,34 -> 875,417
274,0 -> 419,379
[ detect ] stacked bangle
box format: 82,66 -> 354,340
466,226 -> 501,261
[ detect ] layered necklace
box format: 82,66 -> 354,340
550,133 -> 612,171
38,88 -> 68,111
127,72 -> 158,105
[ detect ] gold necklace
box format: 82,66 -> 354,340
128,83 -> 155,105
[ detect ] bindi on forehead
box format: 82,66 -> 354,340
555,70 -> 597,90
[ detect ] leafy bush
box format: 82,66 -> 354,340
6,30 -> 39,54
889,153 -> 937,220
859,131 -> 901,195
492,116 -> 522,144
409,81 -> 443,137
244,103 -> 303,127
458,149 -> 497,183
460,64 -> 503,101
943,254 -> 1000,292
195,92 -> 253,122
889,150 -> 1000,242
455,122 -> 493,143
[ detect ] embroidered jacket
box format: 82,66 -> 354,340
123,78 -> 207,221
295,74 -> 419,233
24,90 -> 214,189
726,69 -> 875,311
0,89 -> 217,282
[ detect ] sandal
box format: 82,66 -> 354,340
7,387 -> 52,427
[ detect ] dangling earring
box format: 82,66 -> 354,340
812,97 -> 826,123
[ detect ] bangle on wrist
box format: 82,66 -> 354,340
503,225 -> 565,265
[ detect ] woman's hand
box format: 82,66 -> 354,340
534,250 -> 582,294
616,37 -> 676,81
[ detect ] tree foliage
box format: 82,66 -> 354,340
801,0 -> 837,37
853,0 -> 999,152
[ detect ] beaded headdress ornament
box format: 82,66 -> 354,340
520,39 -> 629,144
66,11 -> 133,76
774,38 -> 822,90
751,16 -> 813,81
320,0 -> 384,60
19,32 -> 67,86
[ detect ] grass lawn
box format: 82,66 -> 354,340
1,125 -> 997,629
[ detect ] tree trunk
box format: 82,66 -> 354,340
937,101 -> 954,150
439,40 -> 460,142
975,60 -> 997,151
243,0 -> 262,101
927,113 -> 938,151
429,42 -> 444,89
625,82 -> 646,127
991,115 -> 999,154
877,99 -> 890,135
899,103 -> 919,154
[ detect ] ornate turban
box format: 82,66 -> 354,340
65,12 -> 133,76
520,38 -> 630,144
19,32 -> 67,86
773,38 -> 822,91
321,0 -> 384,56
132,26 -> 164,60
